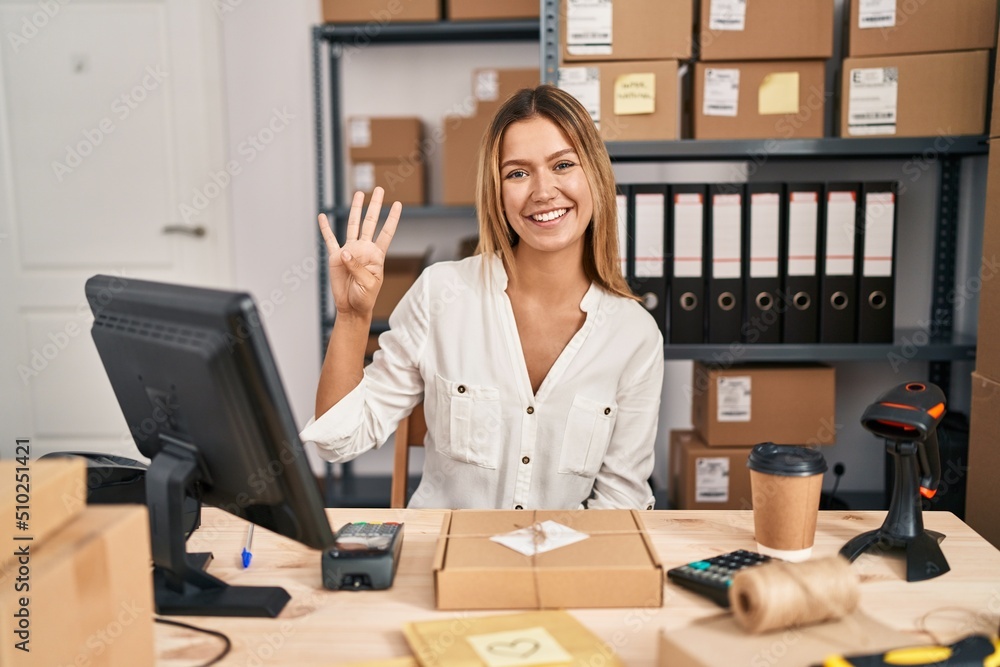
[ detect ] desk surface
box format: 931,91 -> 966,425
156,509 -> 1000,666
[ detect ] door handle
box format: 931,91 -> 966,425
162,224 -> 206,237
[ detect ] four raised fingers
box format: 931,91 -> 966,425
320,187 -> 402,257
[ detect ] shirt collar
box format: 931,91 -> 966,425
485,253 -> 601,312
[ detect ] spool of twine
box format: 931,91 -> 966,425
730,556 -> 860,634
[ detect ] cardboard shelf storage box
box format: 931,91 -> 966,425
693,60 -> 826,140
351,160 -> 426,205
446,0 -> 538,21
691,362 -> 836,447
699,0 -> 834,61
561,0 -> 692,62
840,50 -> 989,138
966,372 -> 1000,549
846,0 -> 997,57
322,0 -> 440,23
433,510 -> 663,610
669,430 -> 753,510
348,117 -> 423,162
0,506 -> 155,667
558,60 -> 681,142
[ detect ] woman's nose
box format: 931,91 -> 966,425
531,171 -> 557,202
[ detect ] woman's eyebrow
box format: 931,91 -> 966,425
500,148 -> 576,170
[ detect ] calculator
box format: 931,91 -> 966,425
666,549 -> 773,607
321,521 -> 404,590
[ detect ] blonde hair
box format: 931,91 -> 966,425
474,85 -> 638,301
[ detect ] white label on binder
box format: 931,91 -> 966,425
616,193 -> 628,277
709,0 -> 747,31
863,192 -> 895,277
750,193 -> 780,278
674,193 -> 704,278
567,0 -> 613,56
848,67 -> 897,136
704,68 -> 740,117
826,191 -> 857,276
352,163 -> 375,192
788,191 -> 818,276
558,67 -> 601,127
712,193 -> 742,279
717,376 -> 751,422
696,458 -> 731,503
635,193 -> 665,278
858,0 -> 895,28
475,69 -> 500,102
349,118 -> 371,148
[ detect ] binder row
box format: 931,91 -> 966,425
616,182 -> 898,345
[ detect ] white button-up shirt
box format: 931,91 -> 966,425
300,254 -> 663,510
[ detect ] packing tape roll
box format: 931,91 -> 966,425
730,556 -> 860,634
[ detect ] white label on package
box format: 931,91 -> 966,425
848,67 -> 898,136
567,0 -> 613,56
673,193 -> 704,278
709,0 -> 747,31
863,192 -> 895,277
349,118 -> 371,148
717,376 -> 751,422
825,191 -> 857,275
750,193 -> 780,278
490,520 -> 589,557
696,458 -> 731,503
558,67 -> 601,127
703,69 -> 740,117
475,70 -> 500,102
787,191 -> 818,276
353,163 -> 375,192
712,194 -> 742,279
858,0 -> 896,29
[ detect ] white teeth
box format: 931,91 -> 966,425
531,208 -> 567,222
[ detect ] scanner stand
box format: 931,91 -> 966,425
148,437 -> 290,617
839,439 -> 949,582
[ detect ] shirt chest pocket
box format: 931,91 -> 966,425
558,395 -> 618,478
433,373 -> 502,469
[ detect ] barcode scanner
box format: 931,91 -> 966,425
840,382 -> 950,582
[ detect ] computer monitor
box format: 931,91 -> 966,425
85,274 -> 335,617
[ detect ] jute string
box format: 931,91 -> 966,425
730,556 -> 860,634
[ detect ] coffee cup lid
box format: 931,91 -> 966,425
747,443 -> 828,477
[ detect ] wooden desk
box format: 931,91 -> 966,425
156,509 -> 1000,666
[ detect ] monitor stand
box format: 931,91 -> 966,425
146,438 -> 291,617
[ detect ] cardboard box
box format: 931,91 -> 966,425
658,611 -> 917,667
966,372 -> 1000,549
669,430 -> 753,510
351,160 -> 426,205
322,0 -> 440,23
977,133 -> 1000,381
471,67 -> 540,115
442,113 -> 488,205
691,362 -> 836,447
347,117 -> 423,162
374,254 -> 426,320
561,0 -> 692,62
840,50 -> 989,138
433,510 -> 663,609
847,0 -> 997,57
0,458 -> 86,571
693,60 -> 826,140
0,506 -> 154,667
446,0 -> 538,21
699,0 -> 834,61
559,60 -> 680,142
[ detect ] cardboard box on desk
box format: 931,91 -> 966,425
693,60 -> 826,140
348,117 -> 423,162
0,506 -> 154,667
966,372 -> 1000,549
691,362 -> 836,447
839,50 -> 989,138
433,510 -> 663,610
446,0 -> 538,21
669,430 -> 753,510
699,0 -> 834,61
846,0 -> 997,57
0,458 -> 86,570
561,0 -> 692,62
322,0 -> 440,23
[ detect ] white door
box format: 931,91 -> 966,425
0,0 -> 233,459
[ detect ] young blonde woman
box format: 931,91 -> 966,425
301,85 -> 663,510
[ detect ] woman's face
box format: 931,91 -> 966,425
499,116 -> 594,258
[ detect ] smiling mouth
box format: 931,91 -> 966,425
528,208 -> 569,223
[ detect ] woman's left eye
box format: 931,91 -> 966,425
555,161 -> 575,170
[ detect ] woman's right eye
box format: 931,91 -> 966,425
505,169 -> 527,180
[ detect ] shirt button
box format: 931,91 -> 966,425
526,406 -> 534,415
522,456 -> 530,464
604,407 -> 611,415
515,505 -> 524,510
647,505 -> 654,510
457,385 -> 466,394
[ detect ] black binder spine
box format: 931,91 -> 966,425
781,183 -> 823,344
707,184 -> 745,344
820,182 -> 862,344
858,182 -> 898,343
629,184 -> 668,337
668,184 -> 707,345
744,183 -> 783,344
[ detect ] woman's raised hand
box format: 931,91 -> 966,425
318,187 -> 401,319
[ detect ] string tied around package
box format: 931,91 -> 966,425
730,556 -> 860,634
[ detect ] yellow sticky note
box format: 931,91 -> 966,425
758,72 -> 799,115
614,73 -> 656,116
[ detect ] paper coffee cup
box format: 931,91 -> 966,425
747,444 -> 827,562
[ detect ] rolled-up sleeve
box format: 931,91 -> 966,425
300,269 -> 430,462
